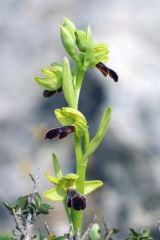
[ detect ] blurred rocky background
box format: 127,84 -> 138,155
0,0 -> 160,239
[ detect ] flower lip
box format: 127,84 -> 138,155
96,62 -> 118,82
45,125 -> 75,140
71,194 -> 86,211
43,90 -> 56,97
67,188 -> 86,211
43,87 -> 63,98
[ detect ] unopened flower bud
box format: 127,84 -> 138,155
76,30 -> 87,52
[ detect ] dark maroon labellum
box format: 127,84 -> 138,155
67,188 -> 86,211
45,125 -> 75,140
71,194 -> 86,211
96,62 -> 118,82
43,90 -> 56,97
43,87 -> 63,98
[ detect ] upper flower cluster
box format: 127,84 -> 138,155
34,17 -> 118,102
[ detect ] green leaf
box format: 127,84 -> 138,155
3,201 -> 15,212
16,196 -> 28,209
55,107 -> 88,137
84,180 -> 103,195
52,153 -> 63,179
37,203 -> 53,214
54,237 -> 65,240
33,192 -> 42,207
83,107 -> 111,158
89,223 -> 101,240
0,234 -> 13,240
62,57 -> 76,108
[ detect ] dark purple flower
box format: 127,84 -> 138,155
43,87 -> 63,98
67,188 -> 86,211
96,62 -> 118,82
45,125 -> 75,140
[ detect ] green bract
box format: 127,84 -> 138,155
83,107 -> 111,159
55,107 -> 88,137
62,57 -> 76,108
34,64 -> 62,91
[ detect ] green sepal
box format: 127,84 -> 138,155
34,64 -> 62,91
84,180 -> 103,195
43,184 -> 65,201
82,26 -> 94,71
84,107 -> 111,158
90,43 -> 109,66
76,30 -> 87,52
55,107 -> 88,137
62,57 -> 76,108
52,153 -> 63,178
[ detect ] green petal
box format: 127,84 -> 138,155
46,174 -> 59,185
43,186 -> 65,201
84,180 -> 103,195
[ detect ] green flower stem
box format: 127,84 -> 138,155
75,69 -> 85,108
83,130 -> 90,152
74,134 -> 83,168
63,199 -> 73,225
73,134 -> 83,235
73,130 -> 89,236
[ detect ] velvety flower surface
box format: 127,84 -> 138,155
96,62 -> 118,82
67,188 -> 86,211
45,125 -> 75,140
43,87 -> 62,98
